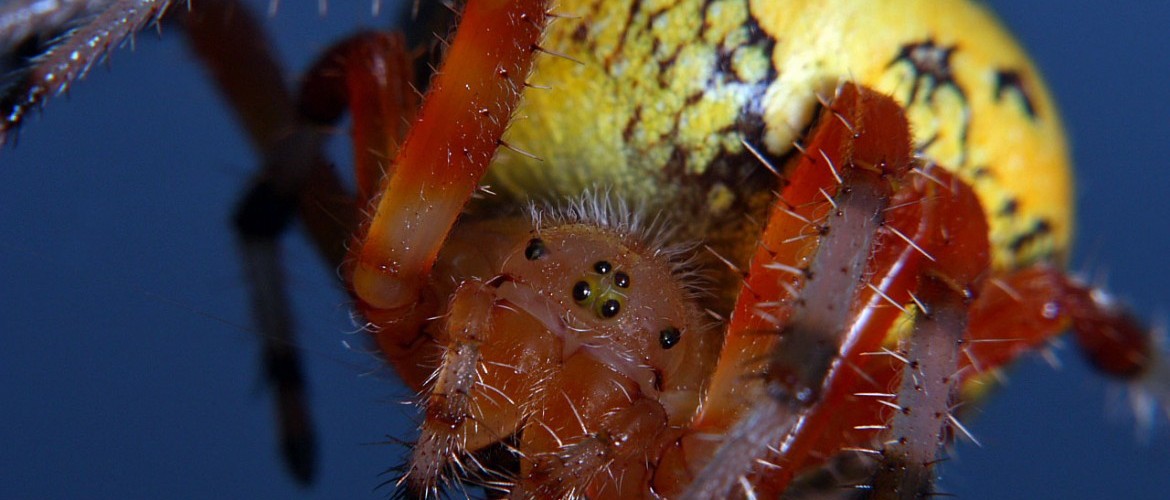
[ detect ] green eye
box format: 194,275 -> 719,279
571,263 -> 629,320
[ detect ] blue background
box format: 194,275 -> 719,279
2,1 -> 1168,498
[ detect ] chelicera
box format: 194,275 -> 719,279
2,0 -> 1168,498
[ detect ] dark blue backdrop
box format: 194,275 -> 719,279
2,1 -> 1168,498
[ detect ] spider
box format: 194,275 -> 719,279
1,0 -> 1168,498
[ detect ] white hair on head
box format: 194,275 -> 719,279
527,188 -> 709,301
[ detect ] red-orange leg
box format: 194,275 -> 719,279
672,84 -> 1015,498
348,0 -> 551,380
961,266 -> 1165,419
299,32 -> 419,207
670,83 -> 1166,498
350,0 -> 549,311
291,30 -> 425,276
677,84 -> 929,498
964,267 -> 1150,378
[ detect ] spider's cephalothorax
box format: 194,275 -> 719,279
3,0 -> 1167,497
399,196 -> 718,496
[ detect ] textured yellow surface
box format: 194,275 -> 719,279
492,0 -> 1071,271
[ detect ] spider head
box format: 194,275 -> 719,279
503,220 -> 713,421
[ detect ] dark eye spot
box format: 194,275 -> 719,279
614,271 -> 630,288
593,260 -> 612,274
599,299 -> 621,318
572,281 -> 591,302
659,327 -> 681,349
524,238 -> 547,260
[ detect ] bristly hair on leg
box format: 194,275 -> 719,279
1128,323 -> 1170,440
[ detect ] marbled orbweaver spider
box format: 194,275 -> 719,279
2,0 -> 1170,496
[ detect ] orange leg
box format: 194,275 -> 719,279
965,266 -> 1152,379
346,0 -> 552,387
678,83 -> 928,498
961,264 -> 1164,421
667,83 -> 1167,498
349,0 -> 549,314
298,32 -> 419,208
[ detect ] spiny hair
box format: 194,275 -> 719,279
527,188 -> 710,301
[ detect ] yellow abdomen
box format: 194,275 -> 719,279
492,0 -> 1071,272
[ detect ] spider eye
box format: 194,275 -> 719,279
593,260 -> 612,274
614,271 -> 630,288
572,281 -> 592,302
524,238 -> 547,260
571,268 -> 625,320
659,327 -> 681,349
598,299 -> 621,318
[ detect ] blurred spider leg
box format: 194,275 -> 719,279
964,266 -> 1168,427
0,0 -> 114,51
298,31 -> 419,209
0,0 -> 175,145
179,0 -> 349,484
350,0 -> 550,333
682,84 -> 917,498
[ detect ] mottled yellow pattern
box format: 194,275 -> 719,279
492,0 -> 1072,271
493,0 -> 770,200
751,0 -> 1070,269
